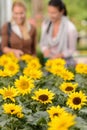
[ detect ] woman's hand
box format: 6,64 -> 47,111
44,49 -> 50,58
13,49 -> 24,59
3,47 -> 24,59
52,53 -> 64,59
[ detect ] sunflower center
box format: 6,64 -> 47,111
5,91 -> 13,97
9,66 -> 15,71
3,61 -> 8,64
11,109 -> 15,113
65,86 -> 73,91
39,94 -> 48,101
53,113 -> 58,117
32,64 -> 36,67
21,81 -> 29,89
73,97 -> 81,105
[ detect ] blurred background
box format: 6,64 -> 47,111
0,0 -> 87,63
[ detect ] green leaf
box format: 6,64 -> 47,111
26,111 -> 49,126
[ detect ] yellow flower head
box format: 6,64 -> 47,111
17,112 -> 24,118
47,105 -> 67,120
27,59 -> 42,70
32,89 -> 55,104
67,91 -> 87,110
60,70 -> 74,81
50,65 -> 66,76
76,63 -> 87,75
15,75 -> 34,95
60,82 -> 78,94
21,54 -> 33,63
6,52 -> 19,63
4,62 -> 19,76
45,59 -> 53,67
24,68 -> 43,79
48,113 -> 76,130
46,58 -> 66,67
45,59 -> 54,72
3,103 -> 23,118
0,86 -> 18,102
0,55 -> 11,67
45,58 -> 66,72
0,69 -> 11,77
52,58 -> 66,66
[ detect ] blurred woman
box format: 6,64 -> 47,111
1,1 -> 36,58
40,0 -> 78,65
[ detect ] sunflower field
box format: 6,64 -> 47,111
0,53 -> 87,130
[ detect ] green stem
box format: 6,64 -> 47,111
10,117 -> 15,130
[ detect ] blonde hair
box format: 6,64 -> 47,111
12,0 -> 27,11
12,1 -> 30,40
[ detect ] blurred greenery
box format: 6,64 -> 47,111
24,0 -> 87,31
64,0 -> 87,31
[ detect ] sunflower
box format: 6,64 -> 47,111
17,112 -> 24,118
15,76 -> 34,95
52,58 -> 66,66
45,59 -> 53,67
0,55 -> 11,67
60,69 -> 74,81
32,89 -> 55,104
3,103 -> 23,118
27,59 -> 42,70
0,86 -> 18,102
47,105 -> 67,120
48,112 -> 76,130
0,69 -> 11,77
24,69 -> 43,79
50,65 -> 66,76
45,58 -> 66,72
46,58 -> 66,67
21,54 -> 40,65
6,52 -> 19,63
20,54 -> 33,63
76,63 -> 87,75
4,62 -> 19,76
60,82 -> 78,94
45,59 -> 54,72
23,67 -> 31,76
66,91 -> 87,110
82,67 -> 87,75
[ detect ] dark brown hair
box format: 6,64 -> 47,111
48,0 -> 67,16
47,0 -> 67,33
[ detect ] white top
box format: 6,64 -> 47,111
40,18 -> 78,58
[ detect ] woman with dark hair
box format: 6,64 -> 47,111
40,0 -> 78,65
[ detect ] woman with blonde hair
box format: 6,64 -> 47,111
1,0 -> 36,58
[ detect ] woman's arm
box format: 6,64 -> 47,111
62,23 -> 78,58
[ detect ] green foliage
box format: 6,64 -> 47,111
0,59 -> 87,129
63,0 -> 87,31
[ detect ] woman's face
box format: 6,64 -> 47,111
12,5 -> 26,25
48,6 -> 63,23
